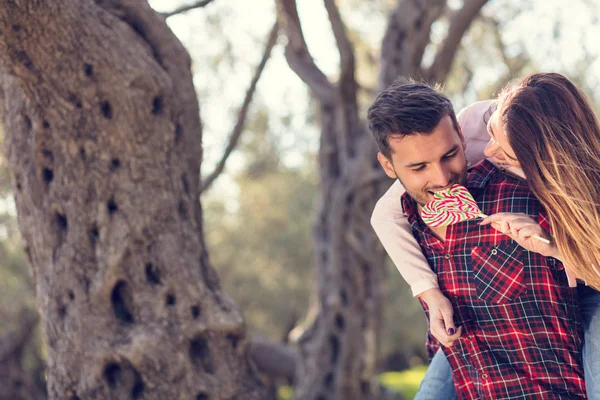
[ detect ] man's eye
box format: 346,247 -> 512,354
412,165 -> 426,172
443,152 -> 457,159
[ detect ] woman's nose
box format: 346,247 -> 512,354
484,138 -> 504,160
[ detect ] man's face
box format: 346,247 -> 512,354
377,116 -> 468,206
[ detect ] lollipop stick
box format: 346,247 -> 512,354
478,213 -> 551,244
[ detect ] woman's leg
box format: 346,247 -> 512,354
578,284 -> 600,400
414,348 -> 457,400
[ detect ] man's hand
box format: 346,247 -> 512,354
418,288 -> 462,347
480,212 -> 559,258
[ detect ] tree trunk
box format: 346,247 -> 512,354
0,1 -> 268,399
278,0 -> 488,398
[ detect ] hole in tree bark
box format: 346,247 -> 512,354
189,335 -> 215,374
174,123 -> 183,145
191,305 -> 200,319
22,115 -> 31,130
131,371 -> 145,399
361,381 -> 370,394
102,360 -> 144,398
110,158 -> 120,172
43,168 -> 54,184
42,149 -> 53,160
329,335 -> 340,365
152,96 -> 163,115
16,182 -> 22,191
226,333 -> 239,349
111,280 -> 135,324
178,200 -> 188,219
79,147 -> 86,161
107,197 -> 118,214
58,304 -> 66,319
340,290 -> 348,306
68,93 -> 82,108
100,101 -> 113,119
12,25 -> 21,32
68,291 -> 75,301
56,212 -> 67,231
43,120 -> 50,129
165,293 -> 176,306
335,314 -> 345,331
145,263 -> 161,285
182,174 -> 189,195
324,372 -> 334,388
15,51 -> 33,70
89,224 -> 99,247
196,394 -> 208,400
415,16 -> 423,30
84,63 -> 93,77
103,363 -> 122,388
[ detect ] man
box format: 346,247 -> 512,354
367,81 -> 586,399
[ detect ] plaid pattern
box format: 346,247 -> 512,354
403,160 -> 586,399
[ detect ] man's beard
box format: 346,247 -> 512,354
400,169 -> 468,207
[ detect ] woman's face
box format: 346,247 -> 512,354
483,101 -> 521,168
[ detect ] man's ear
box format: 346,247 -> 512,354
377,152 -> 398,179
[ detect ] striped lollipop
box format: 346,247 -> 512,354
421,184 -> 551,244
421,184 -> 482,227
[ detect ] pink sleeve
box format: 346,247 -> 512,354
457,100 -> 494,168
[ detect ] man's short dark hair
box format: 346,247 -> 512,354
367,81 -> 459,159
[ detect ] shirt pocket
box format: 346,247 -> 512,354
471,242 -> 527,304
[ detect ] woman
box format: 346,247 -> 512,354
481,72 -> 600,289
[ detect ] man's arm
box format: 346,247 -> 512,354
371,180 -> 438,296
371,181 -> 461,344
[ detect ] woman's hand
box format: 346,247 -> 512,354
480,212 -> 559,258
418,288 -> 462,348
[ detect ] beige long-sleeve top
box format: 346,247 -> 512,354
370,100 -> 578,296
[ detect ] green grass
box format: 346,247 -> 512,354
277,365 -> 427,400
378,365 -> 427,399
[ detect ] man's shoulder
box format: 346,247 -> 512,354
467,160 -> 528,192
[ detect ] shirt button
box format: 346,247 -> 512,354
444,253 -> 451,259
481,373 -> 489,379
491,248 -> 498,255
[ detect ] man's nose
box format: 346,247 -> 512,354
430,163 -> 452,188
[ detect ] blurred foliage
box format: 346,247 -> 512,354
203,105 -> 317,342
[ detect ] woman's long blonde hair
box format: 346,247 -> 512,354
499,72 -> 600,289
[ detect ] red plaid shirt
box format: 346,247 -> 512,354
403,160 -> 586,399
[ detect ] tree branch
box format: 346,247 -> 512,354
379,0 -> 446,90
424,0 -> 489,83
276,0 -> 336,104
163,0 -> 216,18
323,0 -> 355,89
200,22 -> 278,193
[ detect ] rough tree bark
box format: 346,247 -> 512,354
277,0 -> 489,399
0,1 -> 268,399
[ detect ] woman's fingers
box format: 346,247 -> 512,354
480,212 -> 528,226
